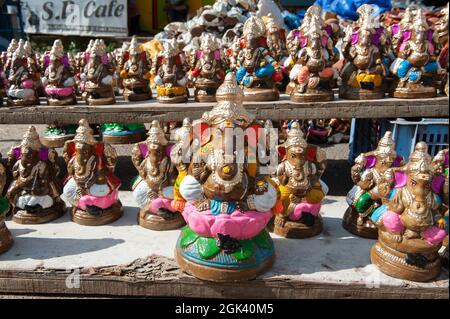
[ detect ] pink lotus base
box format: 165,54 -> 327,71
45,86 -> 74,97
182,200 -> 273,240
77,190 -> 119,211
382,211 -> 446,246
289,202 -> 321,221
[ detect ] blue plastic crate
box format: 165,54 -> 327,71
381,118 -> 449,161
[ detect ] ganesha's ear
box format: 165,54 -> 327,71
277,145 -> 286,161
165,143 -> 175,158
193,121 -> 210,146
393,169 -> 408,188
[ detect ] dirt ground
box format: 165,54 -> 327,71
0,124 -> 353,196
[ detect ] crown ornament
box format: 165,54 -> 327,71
284,122 -> 308,150
74,119 -> 97,145
147,120 -> 168,146
20,126 -> 43,151
243,16 -> 266,38
374,131 -> 397,157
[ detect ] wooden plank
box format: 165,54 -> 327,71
0,256 -> 448,299
0,96 -> 448,124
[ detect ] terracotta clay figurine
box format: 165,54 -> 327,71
175,72 -> 280,282
274,122 -> 328,238
236,16 -> 283,101
286,5 -> 339,102
370,142 -> 448,282
434,3 -> 449,96
42,39 -> 77,106
6,40 -> 39,106
263,14 -> 289,92
120,36 -> 152,101
62,119 -> 123,226
24,41 -> 44,97
390,8 -> 443,98
132,120 -> 185,230
340,4 -> 389,99
0,153 -> 13,254
189,34 -> 226,102
343,131 -> 404,239
82,39 -> 116,105
6,126 -> 65,224
152,39 -> 189,103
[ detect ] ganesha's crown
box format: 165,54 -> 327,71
285,122 -> 307,150
243,16 -> 266,38
50,39 -> 64,59
147,120 -> 168,146
374,131 -> 396,157
7,39 -> 18,54
129,36 -> 141,55
407,142 -> 433,179
21,126 -> 43,151
412,9 -> 429,32
203,72 -> 254,127
12,40 -> 26,60
74,119 -> 97,145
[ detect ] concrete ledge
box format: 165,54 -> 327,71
0,192 -> 448,298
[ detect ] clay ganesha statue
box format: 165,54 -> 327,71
6,41 -> 39,106
370,142 -> 448,282
236,16 -> 283,101
389,8 -> 443,98
0,153 -> 13,254
274,122 -> 328,238
343,131 -> 404,239
340,4 -> 389,99
189,34 -> 226,102
175,73 -> 280,282
132,120 -> 184,230
82,39 -> 116,105
6,126 -> 65,224
286,5 -> 339,102
120,36 -> 152,101
42,39 -> 77,106
63,119 -> 123,226
152,39 -> 188,103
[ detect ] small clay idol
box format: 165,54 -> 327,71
390,8 -> 443,98
189,34 -> 226,102
152,39 -> 189,103
340,4 -> 389,99
343,132 -> 404,239
6,126 -> 65,224
42,39 -> 77,106
6,41 -> 39,106
274,122 -> 328,238
62,119 -> 123,226
132,120 -> 185,230
236,16 -> 283,101
286,6 -> 338,102
82,39 -> 116,105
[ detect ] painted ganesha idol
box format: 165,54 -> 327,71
370,142 -> 448,282
343,131 -> 404,239
389,8 -> 443,98
340,4 -> 389,99
132,120 -> 185,230
273,122 -> 328,238
6,126 -> 65,224
63,119 -> 123,226
0,152 -> 13,254
174,73 -> 280,282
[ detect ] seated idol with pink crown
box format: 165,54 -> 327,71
370,142 -> 448,282
174,72 -> 280,282
131,120 -> 185,230
62,119 -> 123,226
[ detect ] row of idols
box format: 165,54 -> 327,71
0,4 -> 449,110
1,73 -> 448,283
